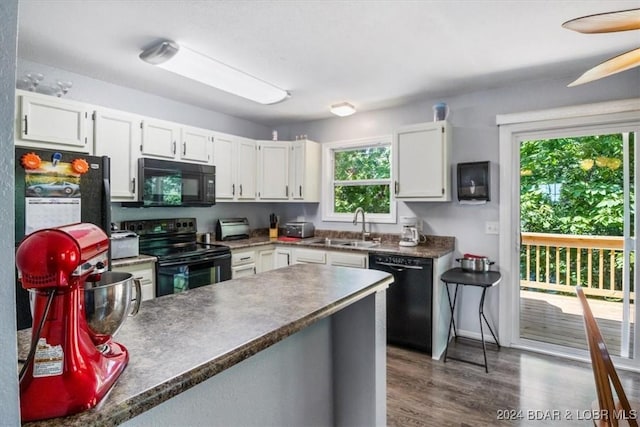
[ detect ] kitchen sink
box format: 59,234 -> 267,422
321,238 -> 380,249
299,237 -> 380,249
337,240 -> 380,248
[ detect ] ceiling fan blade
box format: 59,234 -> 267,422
568,47 -> 640,86
562,8 -> 640,33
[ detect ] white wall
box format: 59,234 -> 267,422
277,70 -> 640,336
0,0 -> 20,423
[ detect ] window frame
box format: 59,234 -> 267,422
321,135 -> 396,223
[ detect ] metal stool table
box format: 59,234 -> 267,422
441,267 -> 501,373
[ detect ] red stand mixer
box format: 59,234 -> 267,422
16,223 -> 134,422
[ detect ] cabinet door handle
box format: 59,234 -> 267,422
183,142 -> 187,156
172,141 -> 177,154
132,178 -> 136,194
240,184 -> 243,196
23,115 -> 28,135
299,185 -> 302,197
286,185 -> 289,197
232,184 -> 235,196
394,181 -> 399,195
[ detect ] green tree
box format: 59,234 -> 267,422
520,134 -> 631,236
333,146 -> 391,213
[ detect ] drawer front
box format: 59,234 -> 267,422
232,263 -> 256,278
232,250 -> 256,266
328,252 -> 367,269
294,248 -> 326,264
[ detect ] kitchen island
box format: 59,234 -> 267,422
19,264 -> 393,426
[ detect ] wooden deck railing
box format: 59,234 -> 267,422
520,232 -> 635,300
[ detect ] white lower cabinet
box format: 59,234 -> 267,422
232,263 -> 256,278
257,248 -> 275,273
293,248 -> 326,265
113,261 -> 156,301
327,251 -> 368,269
234,246 -> 369,274
231,249 -> 256,279
274,248 -> 292,269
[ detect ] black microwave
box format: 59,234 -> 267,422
129,158 -> 215,207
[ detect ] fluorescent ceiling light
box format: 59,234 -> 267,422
330,102 -> 356,117
140,40 -> 289,105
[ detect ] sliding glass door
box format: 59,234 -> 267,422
517,129 -> 637,361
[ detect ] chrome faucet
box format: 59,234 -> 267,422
353,207 -> 370,241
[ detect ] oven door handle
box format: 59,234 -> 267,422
158,253 -> 231,268
374,261 -> 424,270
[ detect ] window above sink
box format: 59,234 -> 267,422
321,136 -> 396,224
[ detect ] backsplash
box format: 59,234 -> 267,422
111,202 -> 309,233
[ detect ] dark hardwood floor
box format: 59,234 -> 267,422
387,340 -> 640,426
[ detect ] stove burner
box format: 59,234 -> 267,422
121,217 -> 231,260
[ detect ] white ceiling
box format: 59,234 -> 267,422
17,0 -> 640,126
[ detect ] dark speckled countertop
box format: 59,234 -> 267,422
19,264 -> 393,426
221,229 -> 455,259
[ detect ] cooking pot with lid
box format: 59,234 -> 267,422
456,253 -> 494,272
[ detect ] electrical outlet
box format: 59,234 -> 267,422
485,221 -> 499,235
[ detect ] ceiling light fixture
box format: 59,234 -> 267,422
330,102 -> 356,117
139,40 -> 289,105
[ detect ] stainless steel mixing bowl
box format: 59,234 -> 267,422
84,271 -> 141,337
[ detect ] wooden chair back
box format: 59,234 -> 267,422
576,286 -> 638,427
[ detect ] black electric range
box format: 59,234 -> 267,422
121,218 -> 231,296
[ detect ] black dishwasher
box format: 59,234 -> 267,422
369,253 -> 433,354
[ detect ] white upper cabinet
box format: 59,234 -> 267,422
213,133 -> 256,201
13,92 -> 318,204
16,90 -> 92,153
141,118 -> 212,164
257,141 -> 289,200
213,133 -> 236,200
289,139 -> 320,202
237,137 -> 257,200
180,126 -> 212,164
94,108 -> 141,201
393,121 -> 452,201
141,118 -> 180,159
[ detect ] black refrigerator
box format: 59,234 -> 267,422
14,147 -> 111,329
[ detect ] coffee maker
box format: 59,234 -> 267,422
399,216 -> 420,247
16,223 -> 132,421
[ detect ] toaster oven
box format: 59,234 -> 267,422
284,222 -> 315,238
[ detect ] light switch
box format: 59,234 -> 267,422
485,221 -> 499,234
